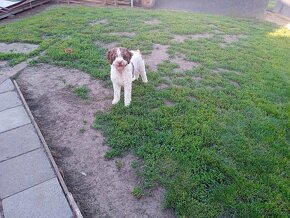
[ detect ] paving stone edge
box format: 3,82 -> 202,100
13,80 -> 83,218
0,199 -> 3,218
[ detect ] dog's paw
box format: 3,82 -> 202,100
112,99 -> 119,105
124,101 -> 131,107
132,76 -> 139,82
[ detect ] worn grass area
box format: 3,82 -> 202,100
0,6 -> 289,217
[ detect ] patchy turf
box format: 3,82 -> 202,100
74,85 -> 89,100
0,5 -> 289,218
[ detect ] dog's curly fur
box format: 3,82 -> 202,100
107,47 -> 148,106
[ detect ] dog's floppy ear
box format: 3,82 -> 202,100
106,48 -> 116,65
121,48 -> 133,64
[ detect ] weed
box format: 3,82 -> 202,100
132,187 -> 143,199
131,160 -> 138,169
74,86 -> 89,100
115,160 -> 123,171
79,128 -> 85,133
65,84 -> 74,89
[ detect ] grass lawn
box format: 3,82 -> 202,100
0,6 -> 289,217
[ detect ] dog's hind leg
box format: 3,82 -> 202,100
132,73 -> 139,82
139,60 -> 148,83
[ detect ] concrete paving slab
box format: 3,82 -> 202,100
0,61 -> 29,85
0,91 -> 22,112
0,80 -> 14,94
0,43 -> 39,54
0,106 -> 30,133
0,148 -> 55,198
2,178 -> 73,218
0,124 -> 41,162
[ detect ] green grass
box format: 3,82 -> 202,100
0,6 -> 289,217
115,160 -> 123,171
74,86 -> 89,100
132,186 -> 143,199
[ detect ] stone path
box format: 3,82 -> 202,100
0,79 -> 74,218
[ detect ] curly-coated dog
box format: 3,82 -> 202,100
107,47 -> 148,107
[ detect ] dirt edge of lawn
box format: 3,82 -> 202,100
16,64 -> 176,218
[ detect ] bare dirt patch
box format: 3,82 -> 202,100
109,32 -> 136,37
145,46 -> 198,72
94,40 -> 119,50
192,76 -> 202,85
172,55 -> 200,72
156,83 -> 169,90
144,44 -> 169,71
172,35 -> 187,43
220,34 -> 246,47
0,61 -> 28,84
223,34 -> 245,43
0,61 -> 8,68
16,64 -> 175,218
0,61 -> 11,78
229,80 -> 241,88
0,61 -> 9,77
144,19 -> 161,25
0,42 -> 39,54
173,33 -> 213,43
190,96 -> 198,102
150,29 -> 161,33
263,11 -> 290,26
164,100 -> 175,107
90,19 -> 109,26
162,76 -> 172,82
211,68 -> 241,75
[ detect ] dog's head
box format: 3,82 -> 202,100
107,47 -> 133,72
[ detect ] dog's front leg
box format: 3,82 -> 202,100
112,83 -> 121,105
124,82 -> 132,107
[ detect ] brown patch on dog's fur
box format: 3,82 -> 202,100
120,48 -> 133,64
107,48 -> 133,65
107,48 -> 117,65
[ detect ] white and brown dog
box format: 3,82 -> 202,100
107,47 -> 148,107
